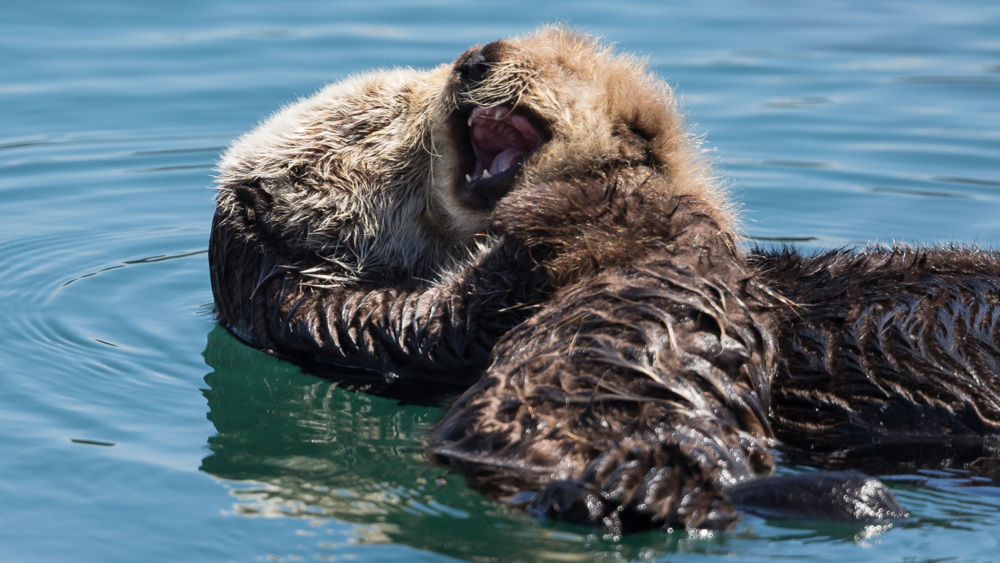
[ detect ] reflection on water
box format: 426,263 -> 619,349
202,326 -> 641,560
201,325 -> 441,499
199,326 -> 923,560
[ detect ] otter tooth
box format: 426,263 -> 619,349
468,115 -> 474,127
465,174 -> 473,183
482,169 -> 491,178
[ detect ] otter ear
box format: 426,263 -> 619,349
613,122 -> 653,164
220,180 -> 275,225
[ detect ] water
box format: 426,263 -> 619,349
2,1 -> 999,561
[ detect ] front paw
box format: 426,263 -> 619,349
526,441 -> 740,533
490,176 -> 632,288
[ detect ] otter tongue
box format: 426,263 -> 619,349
489,147 -> 528,176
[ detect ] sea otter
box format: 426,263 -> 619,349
210,28 -> 925,531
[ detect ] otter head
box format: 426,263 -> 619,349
431,27 -> 729,238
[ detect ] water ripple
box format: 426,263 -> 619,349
865,186 -> 975,199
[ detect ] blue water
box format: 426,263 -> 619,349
2,1 -> 999,561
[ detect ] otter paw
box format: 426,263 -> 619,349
526,480 -> 617,531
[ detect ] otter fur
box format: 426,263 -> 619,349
208,28 -> 1000,532
429,173 -> 911,531
752,246 -> 1000,470
210,27 -> 728,386
430,174 -> 778,531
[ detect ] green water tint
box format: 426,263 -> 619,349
199,326 -> 676,560
196,327 -> 943,561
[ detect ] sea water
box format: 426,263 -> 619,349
2,1 -> 999,561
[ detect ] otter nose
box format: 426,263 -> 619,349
459,49 -> 491,84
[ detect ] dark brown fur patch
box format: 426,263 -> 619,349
209,197 -> 548,391
751,246 -> 1000,470
430,173 -> 778,532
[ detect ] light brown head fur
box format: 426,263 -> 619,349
215,26 -> 732,282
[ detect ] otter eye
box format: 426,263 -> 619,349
459,49 -> 490,84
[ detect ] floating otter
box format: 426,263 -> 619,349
210,28 -> 1000,531
210,27 -> 729,388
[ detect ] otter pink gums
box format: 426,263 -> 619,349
210,27 -> 1000,532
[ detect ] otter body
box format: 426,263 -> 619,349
754,246 -> 1000,469
210,28 -> 995,532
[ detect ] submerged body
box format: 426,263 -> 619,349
209,27 -> 998,531
755,246 -> 1000,470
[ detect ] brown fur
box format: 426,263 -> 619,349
210,27 -> 729,384
429,174 -> 908,532
431,173 -> 778,531
751,246 -> 1000,469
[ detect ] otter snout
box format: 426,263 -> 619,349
458,48 -> 490,85
455,40 -> 512,89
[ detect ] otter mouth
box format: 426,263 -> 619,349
455,105 -> 545,211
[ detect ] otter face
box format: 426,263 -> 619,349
431,28 -> 719,238
446,43 -> 550,212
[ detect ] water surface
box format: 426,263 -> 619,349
2,1 -> 999,561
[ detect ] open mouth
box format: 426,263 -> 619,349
456,105 -> 545,210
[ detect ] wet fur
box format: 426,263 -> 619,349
209,204 -> 543,388
430,174 -> 778,531
752,246 -> 1000,469
207,27 -> 1000,532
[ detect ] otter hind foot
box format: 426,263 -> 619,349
725,470 -> 909,523
525,470 -> 908,533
